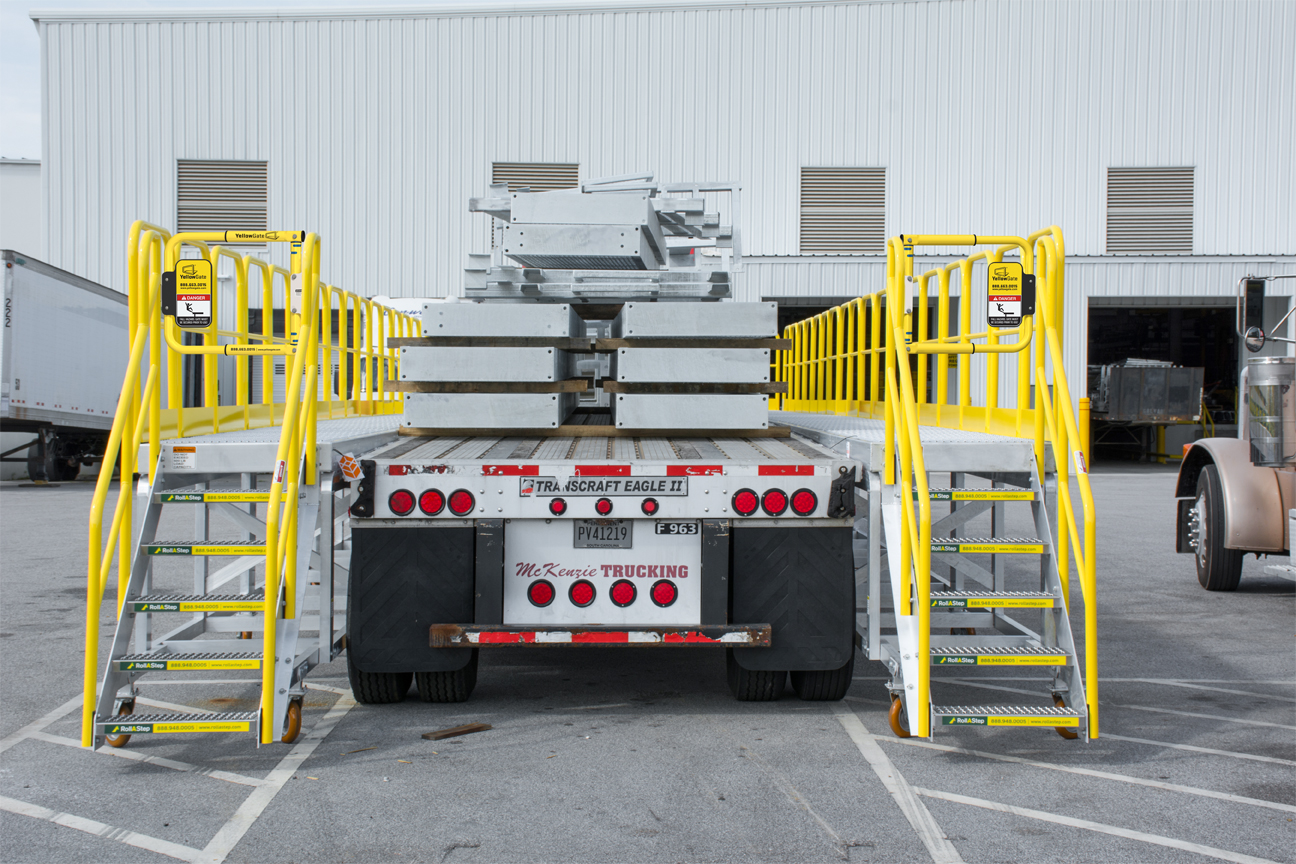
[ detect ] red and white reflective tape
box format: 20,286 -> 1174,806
758,464 -> 814,476
465,629 -> 761,645
273,460 -> 287,484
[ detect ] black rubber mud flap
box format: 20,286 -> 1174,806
349,526 -> 475,672
730,526 -> 855,671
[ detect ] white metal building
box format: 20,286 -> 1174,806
27,0 -> 1296,412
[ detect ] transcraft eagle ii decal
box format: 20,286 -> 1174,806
520,476 -> 688,497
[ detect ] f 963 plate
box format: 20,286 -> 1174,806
574,520 -> 632,548
654,522 -> 699,535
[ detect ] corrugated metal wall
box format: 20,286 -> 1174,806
35,0 -> 1296,400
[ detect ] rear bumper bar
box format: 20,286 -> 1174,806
430,624 -> 771,647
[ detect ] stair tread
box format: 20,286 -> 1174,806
927,488 -> 1034,497
135,592 -> 266,602
931,645 -> 1064,655
933,704 -> 1079,716
96,711 -> 258,723
119,651 -> 262,660
149,540 -> 266,546
930,591 -> 1053,598
933,536 -> 1040,544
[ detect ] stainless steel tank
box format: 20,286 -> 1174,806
1247,356 -> 1296,467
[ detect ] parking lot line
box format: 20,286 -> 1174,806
912,787 -> 1283,864
875,735 -> 1296,814
1101,733 -> 1296,767
833,707 -> 964,864
0,793 -> 203,862
198,688 -> 356,864
0,694 -> 82,755
1115,703 -> 1296,730
28,730 -> 263,787
1107,679 -> 1296,703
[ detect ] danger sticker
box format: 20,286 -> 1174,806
175,259 -> 213,328
987,261 -> 1024,327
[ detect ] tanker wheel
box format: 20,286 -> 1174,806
888,695 -> 912,739
1194,464 -> 1243,591
105,701 -> 134,748
280,698 -> 303,744
1054,696 -> 1079,740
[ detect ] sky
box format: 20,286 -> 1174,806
0,0 -> 599,159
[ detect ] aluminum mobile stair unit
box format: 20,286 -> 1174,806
775,229 -> 1100,741
339,174 -> 862,706
82,224 -> 415,748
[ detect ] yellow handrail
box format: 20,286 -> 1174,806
780,227 -> 1098,740
84,223 -> 415,748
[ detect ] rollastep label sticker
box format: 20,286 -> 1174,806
934,654 -> 1067,665
932,597 -> 1053,608
926,489 -> 1033,501
131,601 -> 262,612
931,542 -> 1045,554
103,721 -> 252,734
118,658 -> 260,671
147,545 -> 265,556
942,715 -> 1077,727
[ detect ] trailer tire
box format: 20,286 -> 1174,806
790,652 -> 855,701
346,655 -> 412,704
726,649 -> 785,701
415,651 -> 479,703
1195,464 -> 1243,592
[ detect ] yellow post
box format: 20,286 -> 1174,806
1079,397 -> 1091,469
936,270 -> 950,413
916,274 -> 930,404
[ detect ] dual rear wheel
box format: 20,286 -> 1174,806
726,650 -> 855,702
346,651 -> 479,705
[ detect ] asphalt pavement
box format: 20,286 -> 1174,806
0,468 -> 1292,863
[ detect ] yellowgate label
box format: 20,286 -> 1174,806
224,230 -> 304,243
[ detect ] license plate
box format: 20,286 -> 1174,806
574,520 -> 632,549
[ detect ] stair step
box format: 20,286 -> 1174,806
931,591 -> 1057,609
931,537 -> 1044,554
924,488 -> 1035,502
146,540 -> 266,556
116,652 -> 262,671
156,488 -> 286,504
933,704 -> 1081,729
931,645 -> 1068,666
131,593 -> 266,613
96,711 -> 258,735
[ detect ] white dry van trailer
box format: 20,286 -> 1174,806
1,250 -> 129,481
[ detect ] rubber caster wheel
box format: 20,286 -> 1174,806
1054,696 -> 1078,740
105,701 -> 134,748
888,695 -> 912,739
281,698 -> 303,744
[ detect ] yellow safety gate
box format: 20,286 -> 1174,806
777,228 -> 1098,739
83,222 -> 415,746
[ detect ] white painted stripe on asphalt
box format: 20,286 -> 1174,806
876,735 -> 1296,814
29,731 -> 262,788
137,695 -> 228,715
1110,680 -> 1296,703
912,787 -> 1283,864
931,679 -> 1048,698
1103,680 -> 1296,685
199,688 -> 356,864
0,793 -> 203,862
833,707 -> 964,864
0,694 -> 82,755
1102,733 -> 1296,767
1116,703 -> 1296,731
572,703 -> 631,710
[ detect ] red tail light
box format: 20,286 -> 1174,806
388,489 -> 415,516
732,488 -> 759,516
649,580 -> 678,607
569,580 -> 596,607
595,497 -> 614,516
791,488 -> 818,516
761,489 -> 788,516
418,489 -> 445,515
448,489 -> 476,516
527,580 -> 555,607
610,579 -> 637,607
641,497 -> 659,515
549,498 -> 568,516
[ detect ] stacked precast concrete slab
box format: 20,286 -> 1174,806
396,175 -> 783,433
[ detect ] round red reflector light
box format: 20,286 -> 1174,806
610,579 -> 637,607
761,489 -> 788,516
569,580 -> 596,608
641,497 -> 659,515
549,497 -> 567,516
388,489 -> 415,516
649,580 -> 678,607
732,488 -> 759,516
527,580 -> 555,607
595,497 -> 614,516
791,488 -> 818,516
418,489 -> 445,515
448,489 -> 476,516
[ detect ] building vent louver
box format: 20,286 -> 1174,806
177,160 -> 268,234
800,167 -> 886,255
1106,167 -> 1194,254
491,163 -> 580,192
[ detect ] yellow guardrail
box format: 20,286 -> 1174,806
777,228 -> 1097,739
83,222 -> 415,747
